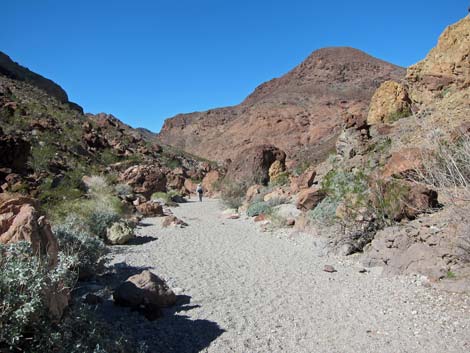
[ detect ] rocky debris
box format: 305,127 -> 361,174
263,188 -> 290,202
295,187 -> 326,211
113,270 -> 176,320
119,165 -> 167,199
161,215 -> 188,228
201,170 -> 221,196
323,265 -> 337,273
407,17 -> 470,106
136,202 -> 164,217
381,148 -> 424,179
290,166 -> 316,193
106,221 -> 135,245
0,194 -> 59,266
158,47 -> 405,164
363,204 -> 470,282
0,132 -> 30,173
367,81 -> 412,124
226,144 -> 286,185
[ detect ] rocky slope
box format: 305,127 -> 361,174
0,55 -> 217,215
158,47 -> 405,164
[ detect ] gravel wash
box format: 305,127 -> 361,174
109,197 -> 470,353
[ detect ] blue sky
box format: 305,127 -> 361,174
1,0 -> 466,132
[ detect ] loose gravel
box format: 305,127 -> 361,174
108,197 -> 470,353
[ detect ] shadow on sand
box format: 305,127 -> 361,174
92,263 -> 224,353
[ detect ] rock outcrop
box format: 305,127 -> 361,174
119,165 -> 167,199
367,81 -> 411,125
226,145 -> 286,185
159,47 -> 405,164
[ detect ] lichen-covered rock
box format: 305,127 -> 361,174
268,160 -> 285,181
106,221 -> 135,245
367,81 -> 411,125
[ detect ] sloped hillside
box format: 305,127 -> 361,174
158,47 -> 405,165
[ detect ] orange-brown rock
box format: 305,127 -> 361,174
202,170 -> 221,196
295,187 -> 326,211
290,166 -> 316,193
119,165 -> 167,198
226,145 -> 286,185
159,48 -> 405,164
184,178 -> 197,194
367,81 -> 411,125
407,17 -> 470,105
381,148 -> 424,179
0,194 -> 58,267
136,201 -> 164,217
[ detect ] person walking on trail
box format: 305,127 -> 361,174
196,183 -> 203,202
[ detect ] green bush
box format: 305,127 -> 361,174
53,216 -> 109,277
307,197 -> 339,225
247,201 -> 271,217
0,242 -> 74,352
220,180 -> 247,209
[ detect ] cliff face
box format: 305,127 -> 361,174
158,47 -> 405,164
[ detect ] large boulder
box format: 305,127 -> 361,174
113,270 -> 176,319
381,148 -> 424,179
136,201 -> 164,217
295,187 -> 326,211
0,194 -> 58,267
119,165 -> 167,198
367,81 -> 412,125
106,221 -> 135,245
226,144 -> 286,185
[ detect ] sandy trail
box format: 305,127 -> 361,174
109,197 -> 470,353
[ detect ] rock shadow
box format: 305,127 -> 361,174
93,263 -> 224,353
126,235 -> 157,245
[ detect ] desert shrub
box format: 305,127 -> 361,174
114,183 -> 133,197
220,180 -> 247,209
0,242 -> 75,352
418,135 -> 470,201
53,216 -> 109,277
321,168 -> 369,209
247,201 -> 271,217
307,197 -> 339,225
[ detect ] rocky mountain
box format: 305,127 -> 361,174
158,47 -> 405,165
